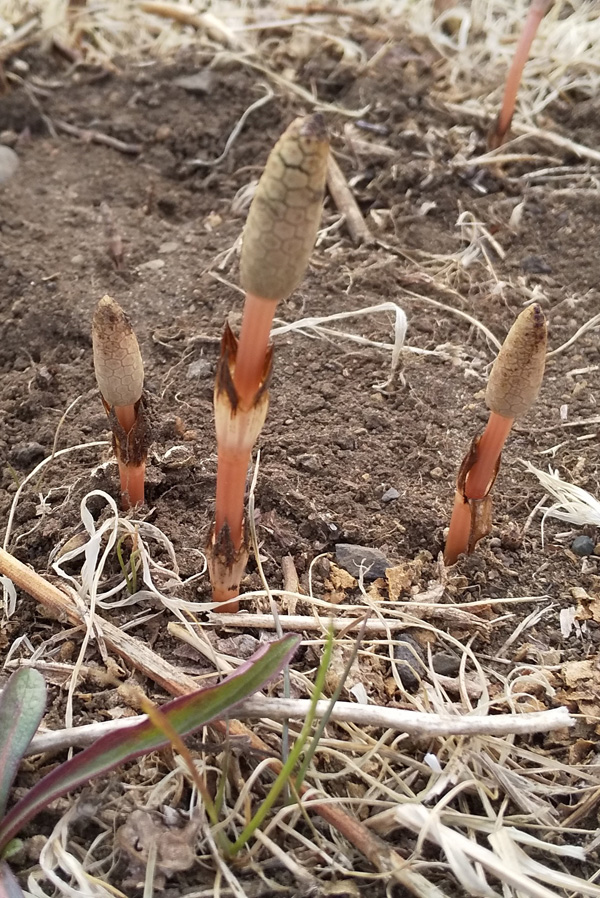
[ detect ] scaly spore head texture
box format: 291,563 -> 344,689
240,114 -> 329,302
92,294 -> 144,408
486,303 -> 547,419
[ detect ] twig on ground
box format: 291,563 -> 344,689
207,611 -> 490,634
326,153 -> 373,245
23,698 -> 572,757
54,119 -> 142,155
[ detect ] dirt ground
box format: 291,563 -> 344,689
0,19 -> 599,897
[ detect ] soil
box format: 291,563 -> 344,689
0,24 -> 599,898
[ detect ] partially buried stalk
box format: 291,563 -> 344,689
444,304 -> 547,565
92,294 -> 150,510
208,114 -> 329,611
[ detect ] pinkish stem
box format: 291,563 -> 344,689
491,0 -> 553,149
234,292 -> 278,408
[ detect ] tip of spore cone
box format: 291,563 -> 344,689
486,303 -> 547,420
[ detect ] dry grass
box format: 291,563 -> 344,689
1,2 -> 600,897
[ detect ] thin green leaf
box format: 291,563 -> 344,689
0,634 -> 299,852
229,628 -> 334,855
294,619 -> 366,789
0,670 -> 46,819
0,860 -> 25,898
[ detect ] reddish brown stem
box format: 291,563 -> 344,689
114,404 -> 145,509
444,411 -> 514,565
234,293 -> 278,408
464,411 -> 514,499
444,489 -> 473,568
214,448 -> 251,550
490,0 -> 553,149
115,404 -> 136,435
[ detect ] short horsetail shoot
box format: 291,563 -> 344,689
444,304 -> 547,565
92,294 -> 150,510
207,114 -> 329,611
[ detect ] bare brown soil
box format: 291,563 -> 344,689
0,29 -> 599,896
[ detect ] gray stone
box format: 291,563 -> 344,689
572,535 -> 595,557
335,543 -> 390,580
9,442 -> 46,467
173,70 -> 213,94
187,359 -> 212,379
393,635 -> 425,691
138,258 -> 165,271
381,487 -> 399,503
0,145 -> 19,184
432,652 -> 460,677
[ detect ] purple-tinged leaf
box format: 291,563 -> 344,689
0,634 -> 299,851
0,670 -> 46,819
0,861 -> 25,897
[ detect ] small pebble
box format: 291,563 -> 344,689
0,145 -> 19,184
521,255 -> 552,274
9,442 -> 46,467
432,652 -> 460,677
158,241 -> 179,254
335,543 -> 390,581
138,258 -> 165,271
173,70 -> 213,94
393,636 -> 425,691
381,487 -> 400,503
571,535 -> 595,557
186,359 -> 212,379
155,124 -> 172,142
430,466 -> 443,479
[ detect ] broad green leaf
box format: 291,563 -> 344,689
0,634 -> 299,852
0,860 -> 25,898
0,670 -> 46,819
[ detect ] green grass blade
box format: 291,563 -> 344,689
0,635 -> 299,852
0,670 -> 46,820
228,628 -> 334,854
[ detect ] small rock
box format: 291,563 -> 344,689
187,359 -> 212,379
381,487 -> 400,503
430,466 -> 443,479
155,124 -> 172,142
173,70 -> 213,94
9,442 -> 46,467
432,652 -> 460,677
393,636 -> 425,691
521,255 -> 552,274
572,535 -> 595,557
335,434 -> 355,450
70,254 -> 85,267
158,241 -> 179,254
0,145 -> 19,184
0,130 -> 18,147
138,258 -> 165,271
296,454 -> 320,472
335,543 -> 390,581
594,544 -> 600,557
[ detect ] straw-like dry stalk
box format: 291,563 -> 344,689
444,304 -> 547,565
92,294 -> 150,510
208,114 -> 329,611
